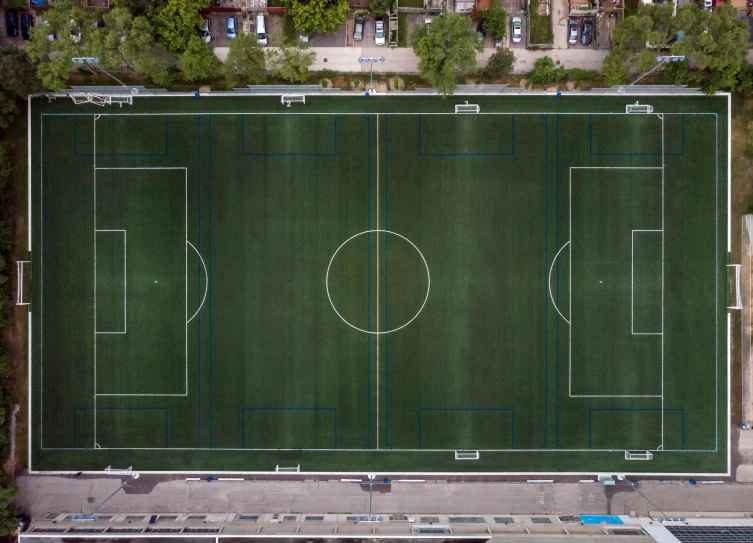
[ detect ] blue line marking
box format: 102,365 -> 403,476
587,408 -> 685,450
385,115 -> 390,449
417,408 -> 515,449
542,114 -> 549,449
73,115 -> 169,157
194,115 -> 202,448
208,115 -> 216,448
241,408 -> 338,449
588,114 -> 685,157
241,115 -> 338,156
417,114 -> 515,156
365,114 -> 372,449
73,407 -> 169,448
555,114 -> 562,449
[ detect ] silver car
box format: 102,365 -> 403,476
354,15 -> 364,41
374,18 -> 385,45
511,16 -> 522,43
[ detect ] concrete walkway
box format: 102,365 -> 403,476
213,45 -> 609,75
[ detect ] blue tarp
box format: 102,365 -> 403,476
579,516 -> 624,525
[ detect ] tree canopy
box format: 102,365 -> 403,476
481,0 -> 508,39
289,0 -> 349,34
223,31 -> 267,87
368,0 -> 393,16
150,0 -> 209,54
179,35 -> 221,81
484,46 -> 515,78
267,38 -> 316,83
411,13 -> 482,95
602,3 -> 749,92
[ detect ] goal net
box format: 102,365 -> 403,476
626,102 -> 654,114
624,450 -> 653,461
70,93 -> 133,107
455,103 -> 480,114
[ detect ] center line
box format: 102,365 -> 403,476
376,114 -> 380,450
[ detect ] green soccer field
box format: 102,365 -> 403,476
29,93 -> 730,474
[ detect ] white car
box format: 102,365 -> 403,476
200,18 -> 211,43
567,18 -> 578,45
374,18 -> 385,45
703,0 -> 712,8
511,16 -> 522,43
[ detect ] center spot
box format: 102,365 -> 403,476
326,230 -> 430,335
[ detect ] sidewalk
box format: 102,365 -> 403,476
213,45 -> 609,74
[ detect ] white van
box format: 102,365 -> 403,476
256,15 -> 268,45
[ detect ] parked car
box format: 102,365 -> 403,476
580,17 -> 593,45
476,21 -> 485,45
200,17 -> 211,43
227,16 -> 237,39
255,14 -> 267,45
5,10 -> 18,37
704,0 -> 712,8
568,18 -> 578,44
37,17 -> 55,41
20,13 -> 33,40
30,0 -> 46,6
374,18 -> 385,45
424,17 -> 433,31
354,14 -> 364,41
511,16 -> 522,43
69,19 -> 81,43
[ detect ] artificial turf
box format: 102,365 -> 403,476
30,94 -> 729,473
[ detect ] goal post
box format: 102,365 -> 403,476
455,450 -> 480,460
69,93 -> 133,108
455,102 -> 480,114
281,95 -> 305,107
624,450 -> 653,461
16,261 -> 30,306
626,102 -> 654,114
729,264 -> 742,310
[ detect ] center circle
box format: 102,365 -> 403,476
325,229 -> 430,335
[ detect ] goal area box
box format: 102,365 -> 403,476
28,93 -> 730,475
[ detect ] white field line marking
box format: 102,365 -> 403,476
728,94 -> 732,254
548,241 -> 570,324
36,446 -> 713,453
661,115 -> 665,449
39,111 -> 722,117
39,116 -> 43,453
186,240 -> 208,324
718,112 -> 722,453
94,230 -> 127,334
27,96 -> 31,252
93,116 -> 97,447
568,166 -> 663,399
93,167 -> 188,398
631,230 -> 663,336
376,114 -> 379,450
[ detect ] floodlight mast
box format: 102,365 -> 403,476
630,55 -> 685,86
357,57 -> 386,94
71,57 -> 128,87
71,472 -> 140,521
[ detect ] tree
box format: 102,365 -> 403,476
528,55 -> 565,84
223,32 -> 267,88
368,0 -> 393,16
0,46 -> 42,98
112,0 -> 151,17
25,0 -> 95,90
481,0 -> 508,39
289,0 -> 349,34
484,47 -> 515,78
601,48 -> 630,86
411,13 -> 482,96
267,41 -> 316,83
179,35 -> 220,81
150,0 -> 209,54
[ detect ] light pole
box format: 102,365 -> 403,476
72,57 -> 128,87
357,56 -> 386,94
616,475 -> 669,520
71,472 -> 140,521
341,474 -> 391,521
630,55 -> 685,86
